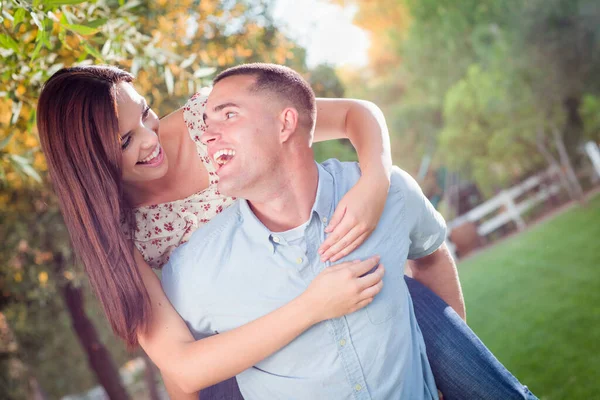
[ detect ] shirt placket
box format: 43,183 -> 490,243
306,214 -> 372,400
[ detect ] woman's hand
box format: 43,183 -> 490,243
301,256 -> 384,323
318,174 -> 390,262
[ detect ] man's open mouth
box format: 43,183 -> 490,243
214,149 -> 236,166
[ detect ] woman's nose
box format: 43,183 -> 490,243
140,128 -> 158,149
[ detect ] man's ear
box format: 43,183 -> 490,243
278,107 -> 299,143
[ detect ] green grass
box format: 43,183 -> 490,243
457,194 -> 600,400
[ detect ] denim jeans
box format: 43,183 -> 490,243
198,276 -> 538,399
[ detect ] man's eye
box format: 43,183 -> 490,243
225,111 -> 236,119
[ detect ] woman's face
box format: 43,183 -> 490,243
116,82 -> 168,184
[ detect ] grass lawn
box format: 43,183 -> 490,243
457,194 -> 600,400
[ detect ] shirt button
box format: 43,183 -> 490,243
296,257 -> 303,264
339,339 -> 346,347
321,216 -> 328,224
354,384 -> 362,392
272,236 -> 280,243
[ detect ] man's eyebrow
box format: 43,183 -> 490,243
204,102 -> 239,123
213,102 -> 239,112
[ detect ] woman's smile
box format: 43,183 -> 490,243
137,143 -> 165,166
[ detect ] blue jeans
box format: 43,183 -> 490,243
199,276 -> 537,399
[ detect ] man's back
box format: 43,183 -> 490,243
163,160 -> 446,399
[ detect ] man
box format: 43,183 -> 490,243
162,63 -> 463,399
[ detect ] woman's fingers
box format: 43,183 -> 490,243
357,263 -> 384,290
320,224 -> 362,262
319,216 -> 355,258
358,279 -> 384,302
348,256 -> 380,277
352,297 -> 374,312
324,204 -> 346,234
329,231 -> 370,263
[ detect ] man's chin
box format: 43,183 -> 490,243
216,179 -> 239,198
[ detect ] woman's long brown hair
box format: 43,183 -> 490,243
37,65 -> 150,347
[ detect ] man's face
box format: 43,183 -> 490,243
202,75 -> 282,198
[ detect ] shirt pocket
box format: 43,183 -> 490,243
364,233 -> 407,325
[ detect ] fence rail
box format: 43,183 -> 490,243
447,166 -> 563,238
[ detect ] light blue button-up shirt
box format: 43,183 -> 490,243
162,160 -> 446,400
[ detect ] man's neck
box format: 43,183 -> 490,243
248,156 -> 319,232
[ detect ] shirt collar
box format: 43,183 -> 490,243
311,162 -> 335,224
238,162 -> 336,252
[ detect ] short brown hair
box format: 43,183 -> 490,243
214,63 -> 317,134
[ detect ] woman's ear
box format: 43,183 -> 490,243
278,107 -> 299,143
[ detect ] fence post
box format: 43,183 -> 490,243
502,190 -> 526,231
585,141 -> 600,180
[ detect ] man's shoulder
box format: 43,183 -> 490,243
319,159 -> 417,200
389,166 -> 421,198
319,158 -> 361,188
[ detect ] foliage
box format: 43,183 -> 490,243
336,0 -> 600,199
0,0 -> 317,397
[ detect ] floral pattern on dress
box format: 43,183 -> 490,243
129,92 -> 236,269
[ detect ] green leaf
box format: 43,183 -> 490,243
0,132 -> 15,151
13,8 -> 26,28
63,23 -> 99,36
44,0 -> 89,6
58,30 -> 73,51
10,101 -> 23,125
30,12 -> 43,29
30,41 -> 44,62
83,42 -> 103,61
0,34 -> 20,53
85,18 -> 107,29
10,155 -> 42,183
165,66 -> 174,95
193,67 -> 216,79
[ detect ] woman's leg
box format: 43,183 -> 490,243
405,276 -> 538,400
199,377 -> 244,400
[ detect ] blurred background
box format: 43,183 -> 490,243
1,0 -> 599,399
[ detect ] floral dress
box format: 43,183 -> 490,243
130,92 -> 243,400
131,92 -> 236,269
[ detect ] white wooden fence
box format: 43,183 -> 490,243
447,166 -> 562,238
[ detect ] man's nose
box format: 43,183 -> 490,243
201,124 -> 220,145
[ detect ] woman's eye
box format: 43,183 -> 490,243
142,106 -> 151,120
121,136 -> 132,150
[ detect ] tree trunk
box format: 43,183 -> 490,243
29,375 -> 47,400
552,126 -> 585,203
142,351 -> 161,400
536,129 -> 576,200
62,282 -> 130,400
563,96 -> 584,166
0,312 -> 47,399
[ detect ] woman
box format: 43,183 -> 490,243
37,65 -> 536,400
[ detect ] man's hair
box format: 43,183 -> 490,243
214,63 -> 317,135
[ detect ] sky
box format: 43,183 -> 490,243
272,0 -> 370,68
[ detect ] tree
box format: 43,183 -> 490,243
335,0 -> 599,203
1,0 -> 305,397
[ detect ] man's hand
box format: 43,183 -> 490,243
318,175 -> 389,262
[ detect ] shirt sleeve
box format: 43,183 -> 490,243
390,167 -> 447,260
